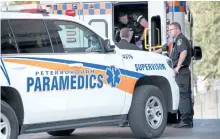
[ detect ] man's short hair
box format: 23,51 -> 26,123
120,27 -> 130,38
169,22 -> 181,31
119,12 -> 127,18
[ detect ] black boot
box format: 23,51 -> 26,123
172,121 -> 193,128
190,121 -> 193,127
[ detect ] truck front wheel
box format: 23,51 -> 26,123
1,100 -> 19,139
128,85 -> 168,139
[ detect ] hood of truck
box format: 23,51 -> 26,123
119,49 -> 170,61
118,49 -> 174,78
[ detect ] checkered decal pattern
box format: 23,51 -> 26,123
53,2 -> 112,15
167,1 -> 186,12
53,3 -> 75,15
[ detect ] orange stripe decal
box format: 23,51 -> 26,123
4,58 -> 138,94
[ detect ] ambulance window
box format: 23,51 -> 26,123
1,20 -> 18,54
89,19 -> 108,38
9,19 -> 53,53
53,20 -> 102,53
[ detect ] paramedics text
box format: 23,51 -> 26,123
135,63 -> 166,71
27,69 -> 103,92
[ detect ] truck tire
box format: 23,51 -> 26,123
128,85 -> 168,139
47,129 -> 75,136
1,100 -> 19,139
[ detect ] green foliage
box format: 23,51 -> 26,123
189,1 -> 220,80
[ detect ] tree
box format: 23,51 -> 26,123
189,1 -> 220,81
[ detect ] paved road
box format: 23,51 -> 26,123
19,120 -> 220,139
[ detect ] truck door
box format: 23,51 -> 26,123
48,19 -> 126,120
80,2 -> 113,40
2,19 -> 68,124
146,1 -> 167,51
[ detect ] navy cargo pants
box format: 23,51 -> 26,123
175,67 -> 194,124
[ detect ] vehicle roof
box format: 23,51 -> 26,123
1,12 -> 108,40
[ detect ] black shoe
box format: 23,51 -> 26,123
172,121 -> 193,128
190,121 -> 193,127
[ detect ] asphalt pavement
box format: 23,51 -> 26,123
18,119 -> 220,139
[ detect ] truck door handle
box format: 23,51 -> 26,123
68,63 -> 83,67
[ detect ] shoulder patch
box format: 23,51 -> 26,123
177,39 -> 182,46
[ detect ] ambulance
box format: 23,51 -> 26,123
47,1 -> 202,53
48,0 -> 202,121
1,1 -> 201,139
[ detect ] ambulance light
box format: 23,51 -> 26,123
65,10 -> 76,16
166,2 -> 169,13
20,8 -> 48,13
166,7 -> 169,13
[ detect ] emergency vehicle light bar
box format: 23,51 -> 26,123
2,4 -> 49,14
20,8 -> 48,13
65,10 -> 76,17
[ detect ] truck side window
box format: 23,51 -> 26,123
44,20 -> 65,53
1,20 -> 17,54
53,20 -> 102,53
9,19 -> 53,53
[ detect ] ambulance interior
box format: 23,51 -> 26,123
113,2 -> 162,51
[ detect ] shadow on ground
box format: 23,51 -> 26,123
19,119 -> 220,139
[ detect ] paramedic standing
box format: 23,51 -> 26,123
155,22 -> 194,128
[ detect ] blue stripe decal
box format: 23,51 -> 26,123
0,58 -> 11,85
6,57 -> 145,79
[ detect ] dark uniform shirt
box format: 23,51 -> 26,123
116,39 -> 142,50
117,19 -> 143,44
169,33 -> 192,68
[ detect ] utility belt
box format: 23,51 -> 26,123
174,65 -> 189,69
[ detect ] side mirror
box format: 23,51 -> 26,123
104,39 -> 115,52
191,17 -> 194,27
188,12 -> 191,22
193,46 -> 202,60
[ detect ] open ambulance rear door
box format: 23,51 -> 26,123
146,1 -> 167,51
